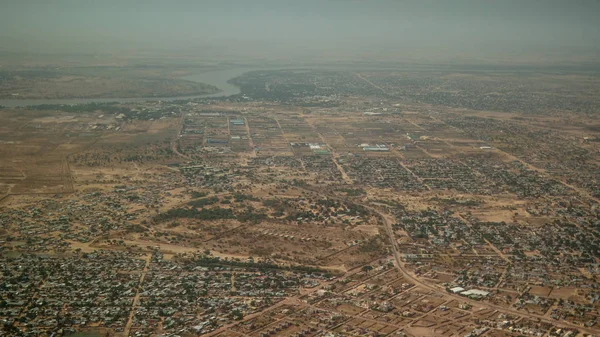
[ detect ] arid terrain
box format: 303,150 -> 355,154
0,66 -> 220,99
1,67 -> 600,337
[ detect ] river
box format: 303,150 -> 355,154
0,66 -> 261,108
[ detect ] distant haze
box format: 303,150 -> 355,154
1,0 -> 599,65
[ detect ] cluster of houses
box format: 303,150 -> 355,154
0,251 -> 144,336
338,157 -> 424,191
0,249 -> 334,336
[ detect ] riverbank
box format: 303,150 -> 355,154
0,66 -> 259,108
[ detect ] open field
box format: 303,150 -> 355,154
0,66 -> 219,99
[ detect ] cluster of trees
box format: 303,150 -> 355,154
70,142 -> 175,167
155,205 -> 268,224
27,102 -> 129,114
262,199 -> 282,208
26,102 -> 182,121
236,207 -> 267,224
156,207 -> 235,222
188,253 -> 331,275
188,197 -> 219,208
233,193 -> 259,202
191,191 -> 209,198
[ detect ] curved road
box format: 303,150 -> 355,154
374,207 -> 599,335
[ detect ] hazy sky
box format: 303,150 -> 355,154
1,0 -> 599,64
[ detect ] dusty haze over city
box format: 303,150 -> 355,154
1,0 -> 599,65
2,1 -> 600,337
